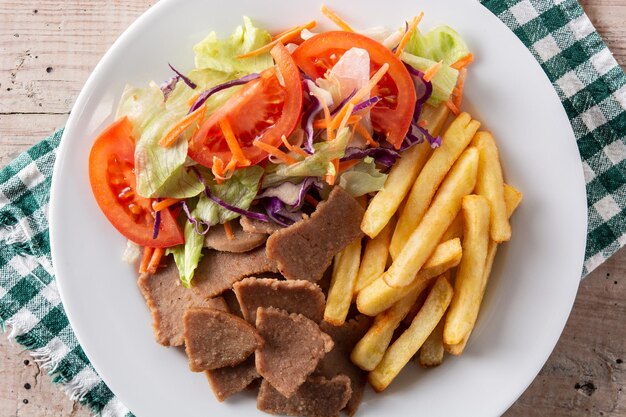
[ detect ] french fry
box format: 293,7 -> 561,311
446,184 -> 522,354
473,131 -> 511,242
324,237 -> 362,325
419,315 -> 445,367
390,112 -> 481,258
351,282 -> 426,371
441,211 -> 464,242
444,195 -> 490,345
354,219 -> 393,294
360,104 -> 450,238
382,147 -> 479,288
357,238 -> 461,316
369,275 -> 454,391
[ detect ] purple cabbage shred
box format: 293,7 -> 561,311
160,76 -> 179,101
189,73 -> 260,114
341,146 -> 401,167
180,200 -> 211,235
352,96 -> 381,113
168,63 -> 197,89
152,201 -> 162,240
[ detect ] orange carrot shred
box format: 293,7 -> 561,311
238,20 -> 316,59
305,194 -> 319,207
395,13 -> 424,57
319,97 -> 334,141
321,4 -> 355,32
153,198 -> 180,212
253,140 -> 298,165
453,68 -> 467,109
281,135 -> 308,157
219,118 -> 250,166
354,122 -> 379,147
313,115 -> 360,129
223,221 -> 234,241
139,247 -> 154,274
423,61 -> 443,83
187,93 -> 200,107
446,99 -> 460,116
451,53 -> 474,70
159,104 -> 206,147
146,248 -> 165,275
212,156 -> 227,184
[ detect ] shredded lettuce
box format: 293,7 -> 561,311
338,157 -> 388,197
262,127 -> 351,188
118,70 -> 235,199
169,219 -> 205,288
195,166 -> 264,226
405,25 -> 470,65
193,16 -> 273,74
401,52 -> 459,105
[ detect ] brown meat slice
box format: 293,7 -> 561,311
222,289 -> 244,319
137,259 -> 228,346
256,307 -> 333,398
266,187 -> 364,282
183,308 -> 263,371
240,216 -> 284,235
257,375 -> 352,417
233,278 -> 325,324
191,246 -> 278,298
204,221 -> 267,253
205,356 -> 260,402
317,316 -> 373,416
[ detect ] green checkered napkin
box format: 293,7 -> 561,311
0,1 -> 624,415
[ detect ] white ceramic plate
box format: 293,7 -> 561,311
49,0 -> 587,416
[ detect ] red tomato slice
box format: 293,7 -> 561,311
292,31 -> 416,149
88,117 -> 184,248
188,43 -> 303,167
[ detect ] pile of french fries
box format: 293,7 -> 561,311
324,103 -> 522,392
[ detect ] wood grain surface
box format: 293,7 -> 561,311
0,1 -> 624,416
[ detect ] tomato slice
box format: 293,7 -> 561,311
188,43 -> 303,167
292,31 -> 416,149
88,117 -> 184,248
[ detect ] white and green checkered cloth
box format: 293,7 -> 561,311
1,1 -> 624,415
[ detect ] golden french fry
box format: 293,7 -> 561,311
419,315 -> 445,367
444,195 -> 490,345
383,148 -> 479,288
473,131 -> 511,242
357,238 -> 461,316
324,237 -> 362,325
441,211 -> 464,242
351,282 -> 426,371
354,220 -> 393,294
446,186 -> 522,354
360,104 -> 450,238
390,112 -> 481,258
402,289 -> 428,326
369,275 -> 454,391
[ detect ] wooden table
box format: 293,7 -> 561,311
0,1 -> 624,416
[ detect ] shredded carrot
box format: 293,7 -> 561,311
330,63 -> 390,131
305,194 -> 319,207
321,4 -> 355,32
212,156 -> 227,184
417,120 -> 428,128
238,20 -> 317,59
159,104 -> 206,147
253,140 -> 298,165
325,159 -> 339,186
423,61 -> 443,83
446,99 -> 460,116
354,122 -> 379,147
139,247 -> 154,274
319,97 -> 334,141
187,93 -> 200,107
395,13 -> 424,57
223,221 -> 234,241
453,68 -> 467,109
338,159 -> 360,173
451,52 -> 474,70
281,135 -> 308,157
338,103 -> 355,131
153,198 -> 180,212
313,115 -> 360,129
146,248 -> 165,275
219,118 -> 250,166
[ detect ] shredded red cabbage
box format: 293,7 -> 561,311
168,63 -> 197,89
262,197 -> 304,227
160,76 -> 179,101
341,146 -> 401,167
353,96 -> 381,113
191,167 -> 270,222
301,83 -> 321,154
330,89 -> 356,116
257,177 -> 322,209
189,73 -> 260,114
180,200 -> 211,235
152,203 -> 162,240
